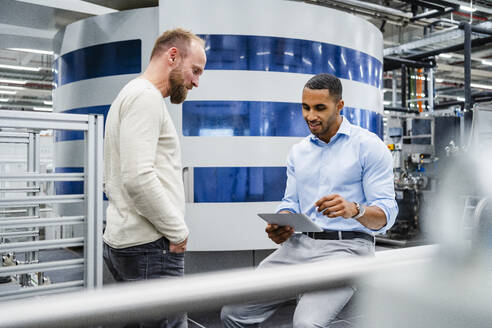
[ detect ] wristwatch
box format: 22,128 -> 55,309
351,202 -> 365,219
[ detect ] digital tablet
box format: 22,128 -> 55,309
257,213 -> 323,232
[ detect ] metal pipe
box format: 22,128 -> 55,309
458,23 -> 492,36
402,0 -> 446,11
384,56 -> 435,71
410,7 -> 454,21
405,35 -> 492,60
401,65 -> 407,108
472,91 -> 492,99
384,107 -> 420,114
427,67 -> 434,112
463,22 -> 472,111
434,100 -> 465,109
0,231 -> 39,238
95,114 -> 105,288
0,259 -> 84,276
0,173 -> 84,182
0,245 -> 437,328
0,187 -> 41,193
473,96 -> 492,103
85,115 -> 95,289
423,0 -> 459,9
0,195 -> 85,207
310,0 -> 412,19
0,237 -> 84,253
0,281 -> 84,301
0,138 -> 29,144
0,215 -> 38,221
0,216 -> 85,229
392,75 -> 398,107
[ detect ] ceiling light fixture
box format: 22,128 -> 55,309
459,5 -> 476,12
15,0 -> 117,15
471,83 -> 492,90
0,90 -> 17,95
439,53 -> 453,59
44,100 -> 53,105
33,106 -> 52,112
7,48 -> 54,56
0,98 -> 9,102
481,60 -> 492,66
0,64 -> 40,72
0,85 -> 25,91
0,79 -> 27,85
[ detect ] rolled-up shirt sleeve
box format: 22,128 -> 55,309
361,137 -> 398,234
276,151 -> 300,214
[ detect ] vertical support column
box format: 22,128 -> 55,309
26,132 -> 41,265
401,64 -> 407,109
33,132 -> 42,284
463,22 -> 472,112
84,115 -> 95,289
392,74 -> 398,107
427,67 -> 434,113
430,117 -> 435,152
460,112 -> 466,148
94,115 -> 104,288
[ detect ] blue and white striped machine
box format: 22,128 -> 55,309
53,0 -> 383,254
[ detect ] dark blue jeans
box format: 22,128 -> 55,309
103,237 -> 187,328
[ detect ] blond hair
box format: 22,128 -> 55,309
150,28 -> 204,60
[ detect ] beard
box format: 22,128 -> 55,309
306,113 -> 338,140
169,67 -> 188,104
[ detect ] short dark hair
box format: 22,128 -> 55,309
304,73 -> 343,102
150,28 -> 204,60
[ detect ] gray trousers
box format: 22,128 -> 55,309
221,233 -> 375,328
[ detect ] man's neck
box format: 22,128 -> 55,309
319,116 -> 343,143
141,65 -> 169,97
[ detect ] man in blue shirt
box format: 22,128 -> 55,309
221,73 -> 398,328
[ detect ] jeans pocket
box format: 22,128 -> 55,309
110,250 -> 146,281
163,252 -> 185,277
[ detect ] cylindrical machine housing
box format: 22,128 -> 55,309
53,1 -> 383,252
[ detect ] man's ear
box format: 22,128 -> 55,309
168,47 -> 179,64
337,99 -> 344,112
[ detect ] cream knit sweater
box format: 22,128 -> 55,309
103,78 -> 189,248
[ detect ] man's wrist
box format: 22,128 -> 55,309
352,202 -> 358,217
351,202 -> 365,219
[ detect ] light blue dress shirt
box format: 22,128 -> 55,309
277,116 -> 398,235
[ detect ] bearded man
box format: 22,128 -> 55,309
103,28 -> 206,328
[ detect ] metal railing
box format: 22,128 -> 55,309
0,245 -> 437,328
0,109 -> 104,298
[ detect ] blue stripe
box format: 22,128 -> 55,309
54,167 -> 108,201
194,167 -> 286,203
200,34 -> 382,88
54,167 -> 83,195
55,105 -> 110,142
183,101 -> 309,137
342,108 -> 384,139
183,101 -> 383,139
54,40 -> 141,87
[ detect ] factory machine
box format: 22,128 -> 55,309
382,101 -> 492,246
384,113 -> 437,244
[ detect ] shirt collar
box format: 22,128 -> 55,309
309,116 -> 351,145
